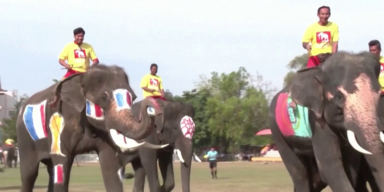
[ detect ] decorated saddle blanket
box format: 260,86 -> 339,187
275,92 -> 312,138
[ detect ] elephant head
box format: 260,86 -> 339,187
290,51 -> 384,184
49,64 -> 162,147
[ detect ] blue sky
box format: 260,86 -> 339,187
0,1 -> 383,101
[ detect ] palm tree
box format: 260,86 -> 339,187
283,53 -> 308,86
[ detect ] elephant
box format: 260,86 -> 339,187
16,64 -> 167,192
113,100 -> 196,192
269,51 -> 384,192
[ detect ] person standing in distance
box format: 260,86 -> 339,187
368,40 -> 384,95
58,27 -> 99,79
302,6 -> 339,68
206,147 -> 218,179
140,63 -> 165,100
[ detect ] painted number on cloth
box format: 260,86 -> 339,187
180,116 -> 195,139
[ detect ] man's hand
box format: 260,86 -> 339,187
64,63 -> 72,70
306,44 -> 312,52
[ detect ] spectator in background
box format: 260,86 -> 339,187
206,147 -> 218,179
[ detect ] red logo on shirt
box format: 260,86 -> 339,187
74,49 -> 86,59
316,31 -> 331,43
150,78 -> 158,86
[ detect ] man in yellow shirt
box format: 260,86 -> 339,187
140,63 -> 165,100
302,6 -> 339,68
59,27 -> 99,79
368,40 -> 384,94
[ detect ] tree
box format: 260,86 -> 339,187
283,53 -> 308,86
197,67 -> 273,153
1,94 -> 29,143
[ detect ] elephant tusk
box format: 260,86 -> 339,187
142,142 -> 169,149
109,129 -> 145,152
380,132 -> 384,144
347,130 -> 372,155
193,152 -> 202,162
176,149 -> 185,163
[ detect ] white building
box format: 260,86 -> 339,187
0,90 -> 18,121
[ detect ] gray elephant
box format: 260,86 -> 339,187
269,51 -> 384,192
16,65 -> 165,192
113,100 -> 196,192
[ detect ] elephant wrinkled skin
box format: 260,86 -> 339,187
269,52 -> 384,192
116,100 -> 196,192
16,64 -> 162,192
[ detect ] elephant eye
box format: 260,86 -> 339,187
333,91 -> 345,108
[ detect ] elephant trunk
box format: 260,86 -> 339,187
342,74 -> 384,191
107,97 -> 161,140
175,138 -> 193,192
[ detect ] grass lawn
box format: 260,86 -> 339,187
0,161 -> 332,192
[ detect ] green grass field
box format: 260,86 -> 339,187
0,162 -> 332,192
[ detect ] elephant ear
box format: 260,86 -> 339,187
48,74 -> 85,112
290,67 -> 324,119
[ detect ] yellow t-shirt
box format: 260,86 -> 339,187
140,74 -> 163,98
58,42 -> 98,72
302,22 -> 339,56
378,56 -> 384,94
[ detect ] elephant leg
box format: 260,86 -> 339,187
139,147 -> 161,192
158,149 -> 175,192
311,125 -> 355,192
270,121 -> 311,191
308,158 -> 327,192
51,156 -> 74,192
42,159 -> 54,192
19,153 -> 40,192
98,147 -> 125,192
356,158 -> 379,192
132,158 -> 145,192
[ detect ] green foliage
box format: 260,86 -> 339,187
283,53 -> 308,86
1,94 -> 29,143
192,67 -> 273,153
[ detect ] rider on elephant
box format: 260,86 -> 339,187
302,5 -> 339,68
58,27 -> 99,79
368,39 -> 384,95
140,63 -> 165,100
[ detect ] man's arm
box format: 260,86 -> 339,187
332,42 -> 338,53
140,76 -> 154,93
302,25 -> 313,51
89,46 -> 99,65
58,45 -> 71,69
159,79 -> 165,97
332,25 -> 339,53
